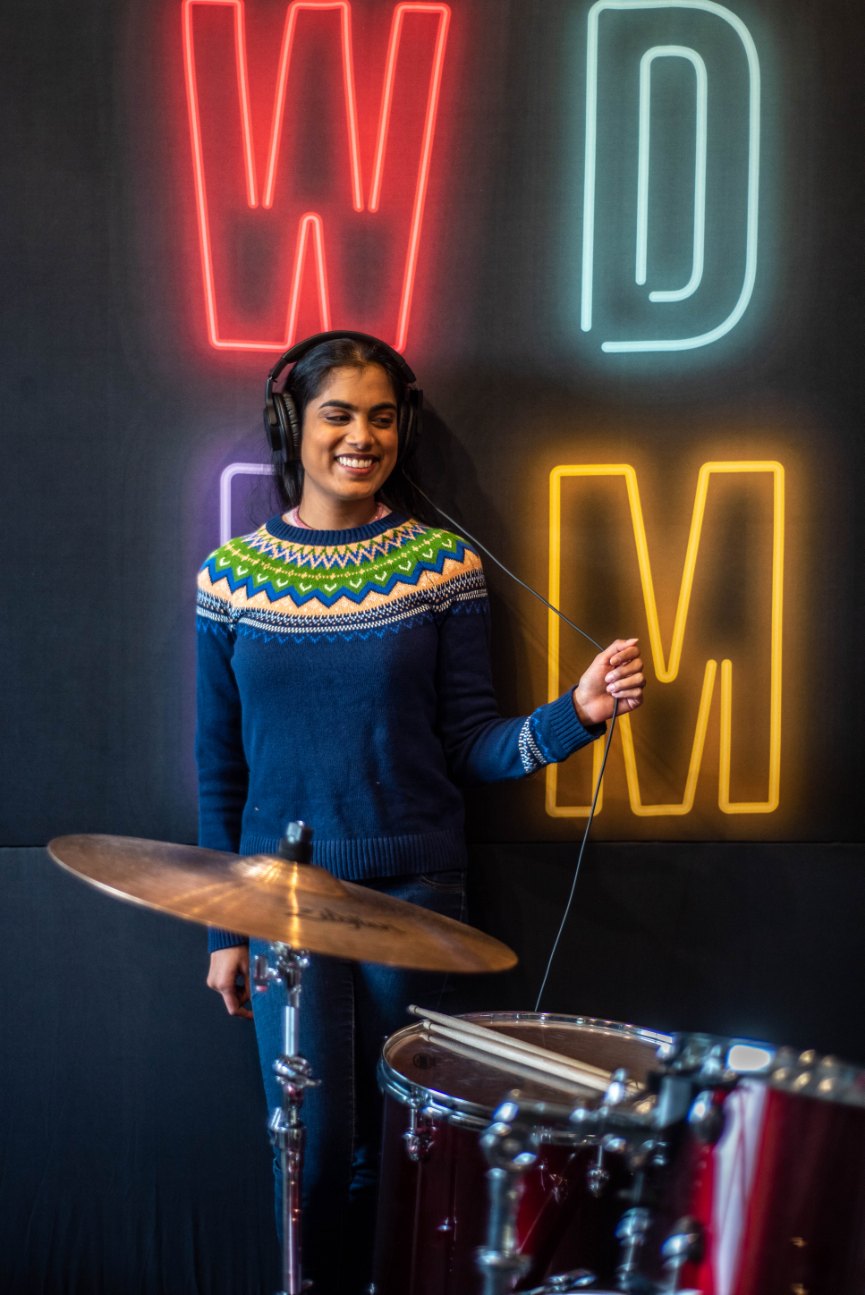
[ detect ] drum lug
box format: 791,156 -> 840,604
522,1272 -> 598,1293
586,1144 -> 609,1197
587,1131 -> 628,1196
661,1216 -> 705,1291
688,1089 -> 726,1146
570,1067 -> 644,1145
621,1136 -> 668,1176
615,1206 -> 653,1289
403,1102 -> 437,1162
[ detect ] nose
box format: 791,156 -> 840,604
345,417 -> 375,446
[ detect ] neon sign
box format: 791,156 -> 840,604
181,0 -> 450,351
580,0 -> 761,352
547,462 -> 785,817
220,462 -> 276,544
636,46 -> 707,303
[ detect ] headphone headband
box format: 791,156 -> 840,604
266,330 -> 417,392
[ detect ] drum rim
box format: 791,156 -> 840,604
378,1011 -> 671,1127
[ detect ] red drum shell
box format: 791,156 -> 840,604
373,1013 -> 668,1295
654,1074 -> 865,1295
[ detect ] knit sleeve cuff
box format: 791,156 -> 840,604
207,928 -> 250,953
546,689 -> 606,753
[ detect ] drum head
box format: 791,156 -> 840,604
380,1012 -> 669,1124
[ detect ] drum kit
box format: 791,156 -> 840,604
48,828 -> 865,1295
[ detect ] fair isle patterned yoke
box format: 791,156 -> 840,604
196,516 -> 488,642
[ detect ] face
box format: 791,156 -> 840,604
298,364 -> 399,528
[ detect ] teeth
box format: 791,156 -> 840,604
337,457 -> 375,468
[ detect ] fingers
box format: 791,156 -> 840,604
605,637 -> 640,668
207,948 -> 254,1019
223,990 -> 254,1020
219,975 -> 254,1019
603,637 -> 645,709
605,660 -> 644,688
612,692 -> 644,713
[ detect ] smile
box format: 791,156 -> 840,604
335,456 -> 378,470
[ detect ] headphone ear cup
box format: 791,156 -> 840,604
264,399 -> 285,461
398,388 -> 422,463
264,392 -> 302,463
279,391 -> 303,462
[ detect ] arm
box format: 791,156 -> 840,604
196,594 -> 251,1008
196,610 -> 249,858
435,597 -> 644,785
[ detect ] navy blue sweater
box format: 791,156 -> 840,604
196,514 -> 602,950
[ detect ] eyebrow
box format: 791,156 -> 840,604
317,398 -> 397,414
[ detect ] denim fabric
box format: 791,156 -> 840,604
250,870 -> 467,1295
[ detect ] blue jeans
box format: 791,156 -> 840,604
250,870 -> 467,1295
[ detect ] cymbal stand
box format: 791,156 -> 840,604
254,943 -> 319,1295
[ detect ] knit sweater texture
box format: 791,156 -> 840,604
196,513 -> 602,949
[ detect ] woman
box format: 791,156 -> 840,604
197,331 -> 645,1293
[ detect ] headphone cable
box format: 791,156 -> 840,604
532,698 -> 617,1010
405,477 -> 603,653
404,473 -> 618,1010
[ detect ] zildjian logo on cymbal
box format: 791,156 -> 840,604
286,904 -> 403,933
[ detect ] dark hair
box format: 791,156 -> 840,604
272,336 -> 429,521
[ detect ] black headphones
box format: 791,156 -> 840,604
263,330 -> 423,467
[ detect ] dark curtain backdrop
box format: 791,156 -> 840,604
3,0 -> 864,1291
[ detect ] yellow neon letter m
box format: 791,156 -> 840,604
547,462 -> 784,818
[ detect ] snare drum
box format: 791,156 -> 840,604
373,1012 -> 669,1295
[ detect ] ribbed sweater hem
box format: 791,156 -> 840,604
241,826 -> 468,878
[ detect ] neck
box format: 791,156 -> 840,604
296,496 -> 382,531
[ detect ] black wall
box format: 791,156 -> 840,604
3,0 -> 864,1290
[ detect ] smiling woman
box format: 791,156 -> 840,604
297,365 -> 399,528
195,331 -> 646,1295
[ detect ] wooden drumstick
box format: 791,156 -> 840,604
411,1029 -> 610,1102
407,1006 -> 617,1095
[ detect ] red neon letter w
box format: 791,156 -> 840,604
182,0 -> 450,351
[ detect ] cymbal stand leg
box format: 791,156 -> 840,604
475,1099 -> 537,1295
254,943 -> 319,1295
